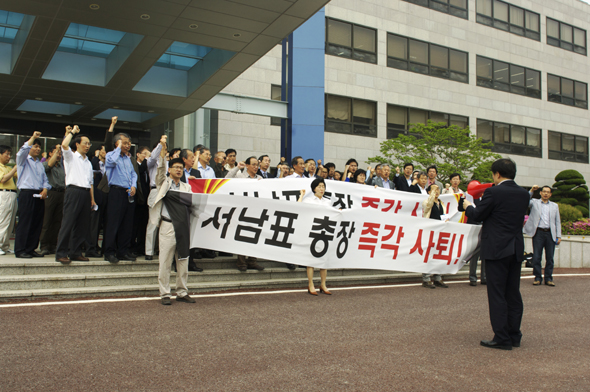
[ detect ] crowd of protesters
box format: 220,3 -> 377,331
0,119 -> 493,301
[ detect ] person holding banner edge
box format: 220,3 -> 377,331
462,158 -> 529,350
299,178 -> 333,296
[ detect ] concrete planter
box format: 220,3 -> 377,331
524,235 -> 590,268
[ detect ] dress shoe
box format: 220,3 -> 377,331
39,249 -> 51,256
434,280 -> 448,288
469,281 -> 477,286
237,265 -> 247,272
423,281 -> 435,289
0,249 -> 5,255
29,251 -> 44,258
247,263 -> 265,271
105,254 -> 119,264
15,253 -> 32,259
286,263 -> 297,270
188,261 -> 203,272
56,257 -> 71,264
71,256 -> 89,262
480,340 -> 512,350
307,288 -> 318,296
512,341 -> 521,348
161,297 -> 171,305
145,255 -> 153,261
176,294 -> 196,303
533,280 -> 541,286
118,254 -> 136,261
85,251 -> 101,258
201,250 -> 217,259
545,281 -> 555,287
319,287 -> 332,295
5,249 -> 14,254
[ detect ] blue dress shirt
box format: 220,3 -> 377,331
105,147 -> 138,188
16,143 -> 51,190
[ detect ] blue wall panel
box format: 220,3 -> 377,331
282,8 -> 325,162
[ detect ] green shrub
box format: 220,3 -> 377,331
575,205 -> 589,217
555,170 -> 584,181
558,203 -> 583,222
561,179 -> 587,185
560,198 -> 578,205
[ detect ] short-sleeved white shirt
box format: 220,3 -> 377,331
62,148 -> 93,189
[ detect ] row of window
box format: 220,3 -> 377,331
476,56 -> 541,99
476,120 -> 588,162
476,0 -> 541,41
320,93 -> 588,163
336,0 -> 588,58
387,34 -> 468,83
403,0 -> 468,20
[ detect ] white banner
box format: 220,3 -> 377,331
186,192 -> 480,275
189,178 -> 468,223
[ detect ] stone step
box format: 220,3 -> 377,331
0,256 -> 414,279
0,269 -> 476,300
0,267 -> 437,290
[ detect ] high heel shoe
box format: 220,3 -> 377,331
307,288 -> 318,296
319,287 -> 332,295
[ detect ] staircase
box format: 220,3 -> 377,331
0,254 -> 493,300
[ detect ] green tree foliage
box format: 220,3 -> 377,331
367,121 -> 502,183
552,170 -> 589,217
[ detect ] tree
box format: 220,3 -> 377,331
551,169 -> 589,217
368,121 -> 502,184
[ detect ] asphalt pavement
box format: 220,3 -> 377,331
1,269 -> 589,391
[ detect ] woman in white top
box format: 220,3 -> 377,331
298,178 -> 332,296
442,173 -> 465,195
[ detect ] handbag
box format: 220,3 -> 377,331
523,252 -> 533,268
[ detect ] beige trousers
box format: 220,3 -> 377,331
158,221 -> 188,298
0,191 -> 17,251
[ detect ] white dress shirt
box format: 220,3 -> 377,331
62,148 -> 93,189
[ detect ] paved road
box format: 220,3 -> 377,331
1,271 -> 589,391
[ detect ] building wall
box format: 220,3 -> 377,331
216,0 -> 590,186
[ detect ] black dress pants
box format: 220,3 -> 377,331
39,189 -> 64,252
104,186 -> 135,257
485,254 -> 524,346
56,186 -> 91,259
15,190 -> 45,255
86,188 -> 107,253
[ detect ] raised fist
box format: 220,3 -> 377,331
111,116 -> 118,124
33,131 -> 42,139
72,125 -> 80,134
65,125 -> 73,133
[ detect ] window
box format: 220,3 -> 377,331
387,104 -> 469,139
403,0 -> 468,20
547,74 -> 588,109
326,94 -> 377,137
270,85 -> 282,126
326,18 -> 377,64
547,18 -> 586,55
476,56 -> 541,99
387,34 -> 468,83
476,0 -> 540,41
548,131 -> 589,163
477,119 -> 541,157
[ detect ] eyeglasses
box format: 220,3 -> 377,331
81,142 -> 92,147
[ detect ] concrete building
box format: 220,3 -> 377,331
213,0 -> 590,186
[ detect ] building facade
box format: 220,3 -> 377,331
214,0 -> 590,186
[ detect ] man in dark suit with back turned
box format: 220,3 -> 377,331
463,159 -> 529,350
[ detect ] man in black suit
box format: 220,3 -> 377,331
179,149 -> 202,183
394,163 -> 414,192
463,159 -> 529,351
257,154 -> 275,178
